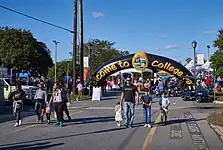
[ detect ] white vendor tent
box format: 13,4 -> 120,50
185,60 -> 194,70
202,60 -> 213,71
111,68 -> 153,76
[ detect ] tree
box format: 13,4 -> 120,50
210,29 -> 223,76
0,27 -> 53,75
83,39 -> 128,71
214,29 -> 223,53
210,51 -> 223,76
47,60 -> 78,82
48,39 -> 129,82
185,57 -> 192,64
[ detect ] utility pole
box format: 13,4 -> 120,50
79,0 -> 84,86
53,40 -> 59,83
72,0 -> 78,94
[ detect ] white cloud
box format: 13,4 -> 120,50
92,12 -> 104,18
203,30 -> 215,34
164,44 -> 179,50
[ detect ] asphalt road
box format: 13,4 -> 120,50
0,93 -> 223,150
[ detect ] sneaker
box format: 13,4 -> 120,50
144,124 -> 148,127
60,122 -> 64,127
54,121 -> 60,126
129,125 -> 133,128
18,120 -> 22,126
117,122 -> 121,127
14,123 -> 19,127
147,124 -> 152,128
47,120 -> 50,124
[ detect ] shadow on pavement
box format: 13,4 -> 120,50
155,117 -> 206,126
0,107 -> 35,123
0,127 -> 125,147
65,116 -> 115,125
0,142 -> 64,150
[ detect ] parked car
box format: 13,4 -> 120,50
182,85 -> 196,101
196,88 -> 214,103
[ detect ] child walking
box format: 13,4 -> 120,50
115,102 -> 123,127
141,88 -> 153,128
45,100 -> 51,124
160,91 -> 170,126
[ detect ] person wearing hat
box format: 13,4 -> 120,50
34,82 -> 47,122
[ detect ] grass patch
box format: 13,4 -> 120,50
209,92 -> 223,101
70,94 -> 91,101
207,112 -> 223,126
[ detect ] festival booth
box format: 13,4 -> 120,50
202,60 -> 213,72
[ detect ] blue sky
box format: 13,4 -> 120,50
0,0 -> 222,64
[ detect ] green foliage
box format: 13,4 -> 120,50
0,27 -> 53,75
210,29 -> 223,76
83,39 -> 127,71
213,29 -> 223,51
48,39 -> 128,82
47,60 -> 78,82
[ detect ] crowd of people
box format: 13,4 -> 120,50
115,76 -> 170,128
9,71 -> 223,129
10,81 -> 72,127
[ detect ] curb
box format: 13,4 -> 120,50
210,124 -> 223,142
213,101 -> 223,104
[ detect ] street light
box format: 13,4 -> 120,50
207,45 -> 210,75
53,40 -> 59,83
192,40 -> 197,83
207,45 -> 210,60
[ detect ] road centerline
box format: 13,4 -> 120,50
142,113 -> 161,150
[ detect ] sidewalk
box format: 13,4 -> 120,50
210,124 -> 223,142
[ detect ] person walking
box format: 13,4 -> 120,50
49,83 -> 66,127
160,91 -> 170,126
34,82 -> 47,122
62,83 -> 71,121
76,82 -> 83,101
9,83 -> 25,127
120,76 -> 139,128
141,88 -> 152,128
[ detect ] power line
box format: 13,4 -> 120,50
0,4 -> 75,33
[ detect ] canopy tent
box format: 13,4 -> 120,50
157,70 -> 168,74
111,68 -> 153,76
202,60 -> 213,71
190,66 -> 208,72
185,60 -> 194,70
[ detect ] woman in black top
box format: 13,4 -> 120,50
9,83 -> 25,127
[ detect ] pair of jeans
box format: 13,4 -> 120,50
124,102 -> 135,127
46,113 -> 51,121
161,109 -> 167,124
15,107 -> 22,123
54,102 -> 65,122
62,102 -> 71,121
34,99 -> 45,120
13,101 -> 22,123
144,107 -> 151,124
